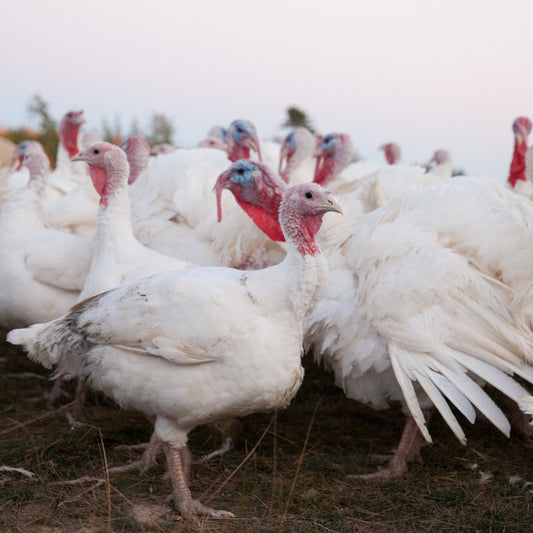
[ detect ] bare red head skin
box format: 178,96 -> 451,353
20,143 -> 50,180
379,142 -> 401,164
226,120 -> 262,163
71,142 -> 129,208
314,133 -> 355,185
216,160 -> 342,255
278,128 -> 319,183
59,110 -> 86,158
508,116 -> 532,187
215,160 -> 287,241
120,136 -> 151,184
279,183 -> 342,256
430,149 -> 451,166
13,141 -> 45,171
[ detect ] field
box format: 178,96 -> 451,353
1,329 -> 532,532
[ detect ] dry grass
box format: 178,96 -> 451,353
1,328 -> 532,532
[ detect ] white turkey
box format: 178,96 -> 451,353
7,182 -> 342,521
48,140 -> 191,423
36,110 -> 100,240
120,136 -> 151,185
72,141 -> 189,305
0,142 -> 91,329
197,125 -> 228,151
217,159 -> 533,479
151,143 -> 176,155
278,127 -> 319,184
225,119 -> 262,162
128,120 -> 282,268
428,149 -> 453,179
379,142 -> 403,165
313,133 -> 442,207
128,144 -> 226,265
50,110 -> 88,188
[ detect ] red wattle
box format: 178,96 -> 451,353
89,166 -> 108,205
236,199 -> 285,242
508,138 -> 528,187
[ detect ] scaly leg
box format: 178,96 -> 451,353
349,414 -> 428,480
199,417 -> 244,463
108,431 -> 163,475
164,442 -> 234,521
46,375 -> 69,407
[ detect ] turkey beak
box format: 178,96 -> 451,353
278,145 -> 288,174
12,151 -> 23,171
321,194 -> 343,215
244,135 -> 262,162
314,154 -> 324,181
71,151 -> 86,162
74,110 -> 86,125
515,131 -> 526,146
214,169 -> 231,222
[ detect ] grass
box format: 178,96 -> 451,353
1,328 -> 532,532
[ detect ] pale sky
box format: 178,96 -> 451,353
2,0 -> 533,181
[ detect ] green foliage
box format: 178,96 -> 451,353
145,112 -> 174,146
27,94 -> 56,133
282,106 -> 315,133
26,94 -> 59,167
101,115 -> 123,144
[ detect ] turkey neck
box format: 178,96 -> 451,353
279,210 -> 328,323
508,135 -> 529,187
226,142 -> 251,163
4,168 -> 48,229
281,150 -> 305,183
93,166 -> 138,254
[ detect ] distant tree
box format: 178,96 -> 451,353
146,112 -> 174,146
129,118 -> 141,137
101,115 -> 123,145
282,106 -> 315,133
27,94 -> 56,132
26,94 -> 59,166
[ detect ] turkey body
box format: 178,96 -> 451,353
8,182 -> 341,519
0,145 -> 91,328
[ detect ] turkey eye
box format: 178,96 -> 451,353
236,168 -> 245,175
93,149 -> 100,154
305,191 -> 313,199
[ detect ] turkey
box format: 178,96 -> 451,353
0,140 -> 30,207
128,120 -> 280,267
428,149 -> 453,179
217,160 -> 533,479
197,125 -> 228,151
36,110 -> 99,240
52,110 -> 88,185
313,133 -> 441,206
151,143 -> 176,155
507,116 -> 532,199
0,142 -> 91,329
48,141 -> 191,416
128,144 -> 226,265
225,119 -> 262,162
278,127 -> 318,184
379,142 -> 403,165
72,141 -> 189,303
120,136 -> 151,185
7,182 -> 342,521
